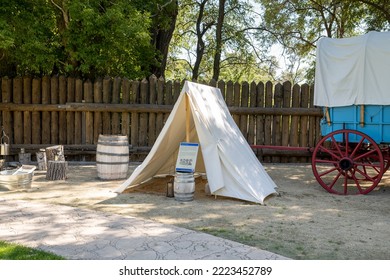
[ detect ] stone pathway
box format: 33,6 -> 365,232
0,199 -> 288,260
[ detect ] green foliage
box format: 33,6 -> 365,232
0,0 -> 156,78
0,0 -> 59,76
166,0 -> 276,82
63,0 -> 154,78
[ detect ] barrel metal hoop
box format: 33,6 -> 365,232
96,161 -> 129,165
96,151 -> 129,156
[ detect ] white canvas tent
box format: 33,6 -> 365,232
314,31 -> 390,107
115,81 -> 278,204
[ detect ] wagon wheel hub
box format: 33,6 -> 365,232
339,157 -> 354,171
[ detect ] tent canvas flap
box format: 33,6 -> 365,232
116,81 -> 277,204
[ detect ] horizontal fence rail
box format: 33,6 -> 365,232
0,75 -> 323,163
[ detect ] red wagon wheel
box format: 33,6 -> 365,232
311,129 -> 385,195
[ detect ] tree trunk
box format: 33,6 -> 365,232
45,145 -> 65,162
192,0 -> 211,80
149,0 -> 179,78
46,161 -> 68,180
212,0 -> 226,81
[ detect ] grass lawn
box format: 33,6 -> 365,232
0,240 -> 65,260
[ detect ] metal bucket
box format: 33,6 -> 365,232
0,166 -> 36,190
174,172 -> 195,202
1,130 -> 10,156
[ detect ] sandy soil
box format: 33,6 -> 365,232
1,162 -> 389,260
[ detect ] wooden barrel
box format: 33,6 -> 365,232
96,134 -> 129,180
174,172 -> 195,201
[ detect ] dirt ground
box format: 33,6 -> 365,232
1,162 -> 389,260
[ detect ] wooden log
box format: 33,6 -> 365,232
272,83 -> 283,163
209,78 -> 217,87
23,77 -> 32,145
130,80 -> 140,147
102,77 -> 112,135
32,78 -> 41,144
240,82 -> 249,138
308,85 -> 316,149
281,81 -> 291,163
164,80 -> 173,123
36,150 -> 47,170
264,81 -> 273,163
121,78 -> 131,137
148,75 -> 157,146
173,80 -> 181,102
94,78 -> 103,143
46,161 -> 68,180
74,79 -> 83,144
41,76 -> 51,144
248,82 -> 256,146
251,146 -> 312,157
13,77 -> 23,144
0,101 -> 323,116
58,76 -> 67,144
51,76 -> 59,144
84,80 -> 93,144
225,80 -> 234,110
255,82 -> 265,159
45,145 -> 65,162
139,79 -> 148,147
112,77 -> 121,134
156,77 -> 165,136
18,152 -> 31,165
217,80 -> 226,100
1,77 -> 13,144
290,84 -> 301,162
300,84 -> 310,163
233,82 -> 240,125
66,77 -> 75,144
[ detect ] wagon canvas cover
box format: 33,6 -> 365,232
314,31 -> 390,107
115,81 -> 278,204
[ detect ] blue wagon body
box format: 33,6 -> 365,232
321,105 -> 390,144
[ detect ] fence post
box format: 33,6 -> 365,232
42,76 -> 51,144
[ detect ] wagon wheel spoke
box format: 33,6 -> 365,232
344,132 -> 350,157
331,170 -> 343,192
330,135 -> 344,159
353,149 -> 378,162
343,171 -> 349,194
355,161 -> 383,176
349,136 -> 365,159
317,166 -> 339,178
349,170 -> 365,194
317,145 -> 342,161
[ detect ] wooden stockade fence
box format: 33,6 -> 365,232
0,75 -> 323,163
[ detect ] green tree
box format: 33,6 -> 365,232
51,0 -> 155,78
166,0 -> 276,82
0,0 -> 163,78
356,0 -> 390,30
0,0 -> 59,76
